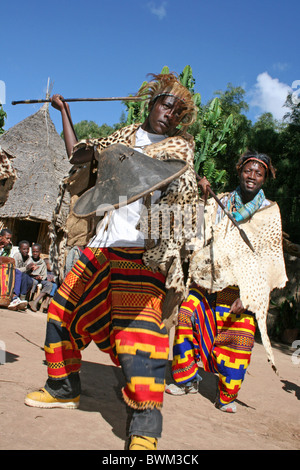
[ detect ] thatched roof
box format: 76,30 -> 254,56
0,104 -> 71,222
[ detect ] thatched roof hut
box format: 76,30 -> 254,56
0,104 -> 71,254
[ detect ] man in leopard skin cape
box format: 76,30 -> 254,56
25,73 -> 208,450
167,152 -> 288,413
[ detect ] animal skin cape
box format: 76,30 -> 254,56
187,195 -> 288,372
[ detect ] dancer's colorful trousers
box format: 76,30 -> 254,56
44,247 -> 169,436
172,285 -> 256,406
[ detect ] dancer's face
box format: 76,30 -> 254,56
142,95 -> 185,135
239,161 -> 266,202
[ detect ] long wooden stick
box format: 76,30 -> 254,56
196,174 -> 255,252
207,187 -> 255,252
11,97 -> 143,105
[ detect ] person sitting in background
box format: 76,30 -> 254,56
0,228 -> 13,256
28,244 -> 54,312
8,240 -> 33,311
42,258 -> 58,310
0,228 -> 14,308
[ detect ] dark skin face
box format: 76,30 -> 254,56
19,243 -> 30,259
142,95 -> 186,135
239,161 -> 267,203
0,232 -> 12,248
31,246 -> 41,261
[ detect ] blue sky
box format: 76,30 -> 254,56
1,0 -> 300,134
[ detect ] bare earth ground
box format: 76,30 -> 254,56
0,307 -> 299,451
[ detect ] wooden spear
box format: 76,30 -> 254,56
196,174 -> 255,252
11,97 -> 143,105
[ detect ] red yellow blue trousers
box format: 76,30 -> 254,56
172,285 -> 256,406
45,246 -> 169,411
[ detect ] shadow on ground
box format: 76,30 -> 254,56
78,360 -> 129,441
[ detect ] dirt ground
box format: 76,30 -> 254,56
0,306 -> 299,451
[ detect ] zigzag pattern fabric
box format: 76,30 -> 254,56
45,246 -> 169,410
172,285 -> 256,406
0,262 -> 15,307
172,286 -> 217,383
214,288 -> 256,406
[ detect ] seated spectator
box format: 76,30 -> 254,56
28,244 -> 54,312
43,258 -> 58,310
8,240 -> 33,311
0,228 -> 13,256
0,228 -> 14,308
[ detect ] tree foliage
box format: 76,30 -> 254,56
193,98 -> 233,192
211,84 -> 252,190
73,121 -> 115,140
0,105 -> 6,135
61,116 -> 126,141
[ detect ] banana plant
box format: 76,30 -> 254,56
124,80 -> 148,125
194,98 -> 233,191
180,65 -> 195,93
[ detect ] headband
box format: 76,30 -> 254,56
240,157 -> 269,172
152,92 -> 186,103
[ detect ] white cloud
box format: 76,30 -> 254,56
147,1 -> 167,20
272,62 -> 289,72
249,72 -> 292,121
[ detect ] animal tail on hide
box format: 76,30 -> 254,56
257,315 -> 278,375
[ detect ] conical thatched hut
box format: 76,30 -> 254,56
0,104 -> 71,255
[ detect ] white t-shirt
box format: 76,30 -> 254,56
88,127 -> 166,248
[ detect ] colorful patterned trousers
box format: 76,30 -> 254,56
45,247 -> 169,412
172,285 -> 256,406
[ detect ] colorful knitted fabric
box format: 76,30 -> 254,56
0,261 -> 15,307
172,285 -> 256,406
227,186 -> 265,222
172,286 -> 217,383
45,246 -> 169,410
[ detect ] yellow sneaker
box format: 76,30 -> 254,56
129,435 -> 158,450
24,388 -> 80,409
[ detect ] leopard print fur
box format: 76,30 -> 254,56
61,124 -> 200,295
